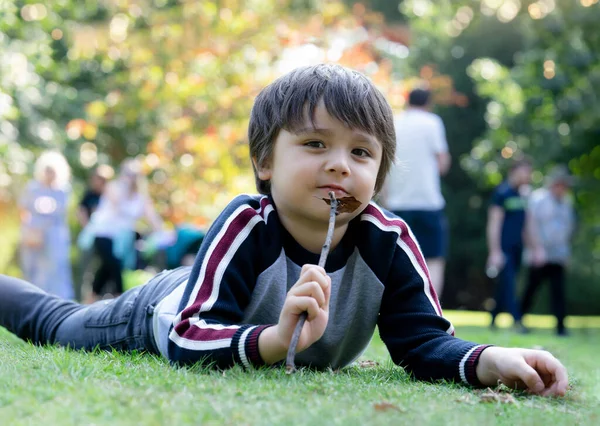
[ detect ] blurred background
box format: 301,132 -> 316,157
0,0 -> 598,314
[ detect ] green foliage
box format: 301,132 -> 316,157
400,0 -> 599,313
466,2 -> 600,314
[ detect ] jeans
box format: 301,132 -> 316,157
490,246 -> 523,324
0,267 -> 190,354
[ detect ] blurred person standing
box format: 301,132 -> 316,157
18,151 -> 74,299
486,158 -> 544,332
382,88 -> 451,298
84,159 -> 162,303
521,166 -> 575,336
77,165 -> 111,227
75,165 -> 111,301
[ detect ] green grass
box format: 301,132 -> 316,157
1,312 -> 599,426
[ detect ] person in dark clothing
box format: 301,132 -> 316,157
486,158 -> 544,332
76,166 -> 110,301
521,165 -> 575,336
77,166 -> 110,227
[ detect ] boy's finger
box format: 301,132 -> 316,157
322,275 -> 332,306
527,351 -> 568,396
299,268 -> 330,293
289,281 -> 326,307
291,296 -> 321,320
299,264 -> 326,280
540,358 -> 568,396
518,363 -> 545,393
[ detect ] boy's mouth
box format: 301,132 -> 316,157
317,185 -> 349,198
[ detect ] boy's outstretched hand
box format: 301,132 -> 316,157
258,264 -> 331,364
476,347 -> 568,397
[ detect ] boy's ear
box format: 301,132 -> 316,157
252,156 -> 272,181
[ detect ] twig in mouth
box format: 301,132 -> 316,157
285,192 -> 361,373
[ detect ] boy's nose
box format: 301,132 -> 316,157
325,152 -> 351,176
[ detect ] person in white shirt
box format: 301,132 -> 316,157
382,89 -> 451,297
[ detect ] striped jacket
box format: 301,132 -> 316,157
153,195 -> 489,385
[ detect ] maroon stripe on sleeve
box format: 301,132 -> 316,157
465,345 -> 494,386
245,325 -> 273,367
179,207 -> 258,322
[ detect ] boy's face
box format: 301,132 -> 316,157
256,101 -> 382,228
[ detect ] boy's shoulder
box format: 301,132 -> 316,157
217,194 -> 275,224
358,202 -> 410,235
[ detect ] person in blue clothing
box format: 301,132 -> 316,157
18,151 -> 74,299
0,64 -> 567,396
486,158 -> 545,332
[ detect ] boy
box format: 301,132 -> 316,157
486,158 -> 545,332
1,64 -> 567,396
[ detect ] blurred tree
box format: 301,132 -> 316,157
0,1 -> 110,198
467,0 -> 600,314
393,0 -> 599,314
1,0 -> 400,224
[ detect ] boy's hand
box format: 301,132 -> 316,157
476,347 -> 568,397
277,264 -> 331,352
257,264 -> 331,364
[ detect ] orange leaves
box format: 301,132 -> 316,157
66,119 -> 97,140
65,0 -> 414,224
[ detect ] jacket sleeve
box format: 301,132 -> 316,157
377,225 -> 491,386
167,196 -> 275,369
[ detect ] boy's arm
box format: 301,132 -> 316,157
167,196 -> 276,369
378,228 -> 490,386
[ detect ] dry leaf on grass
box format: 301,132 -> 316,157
455,395 -> 477,405
478,388 -> 517,404
357,360 -> 380,368
373,402 -> 405,412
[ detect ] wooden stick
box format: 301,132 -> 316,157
286,191 -> 338,373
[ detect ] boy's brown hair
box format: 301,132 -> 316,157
248,64 -> 396,195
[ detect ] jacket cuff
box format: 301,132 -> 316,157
460,344 -> 494,387
233,325 -> 274,369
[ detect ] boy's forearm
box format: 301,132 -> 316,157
258,325 -> 288,364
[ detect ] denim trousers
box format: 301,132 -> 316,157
0,267 -> 190,354
490,246 -> 523,323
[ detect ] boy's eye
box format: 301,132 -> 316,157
352,148 -> 371,158
305,140 -> 325,148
